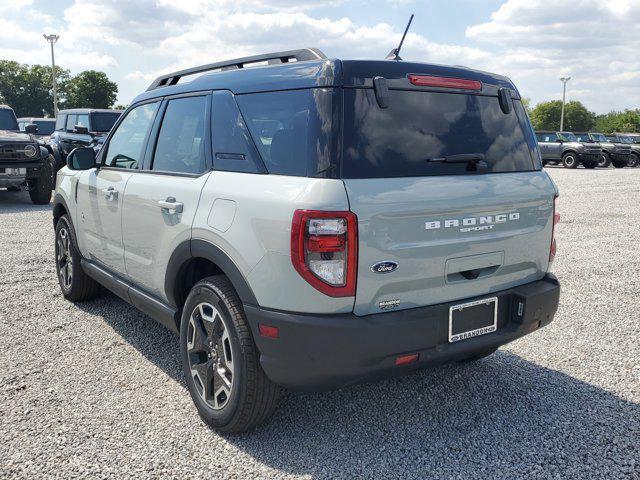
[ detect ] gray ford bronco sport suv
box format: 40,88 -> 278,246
535,131 -> 602,168
52,49 -> 561,433
574,132 -> 632,168
1,105 -> 54,204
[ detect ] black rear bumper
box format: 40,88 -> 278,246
244,274 -> 560,390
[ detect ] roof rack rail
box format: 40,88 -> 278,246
146,48 -> 327,91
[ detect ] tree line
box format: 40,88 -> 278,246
0,60 -> 119,117
527,99 -> 640,134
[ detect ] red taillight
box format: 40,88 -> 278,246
549,196 -> 560,263
408,74 -> 482,91
258,324 -> 279,339
395,353 -> 419,366
291,210 -> 357,297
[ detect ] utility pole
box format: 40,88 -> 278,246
43,34 -> 60,116
559,76 -> 571,131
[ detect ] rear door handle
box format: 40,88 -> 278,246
102,186 -> 118,201
158,197 -> 183,214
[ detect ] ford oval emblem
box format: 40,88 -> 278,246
371,261 -> 398,274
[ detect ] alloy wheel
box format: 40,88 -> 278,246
56,227 -> 73,290
187,302 -> 235,410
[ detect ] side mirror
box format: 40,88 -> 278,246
74,125 -> 89,135
66,147 -> 96,170
25,124 -> 38,134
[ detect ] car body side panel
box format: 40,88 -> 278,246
191,171 -> 354,314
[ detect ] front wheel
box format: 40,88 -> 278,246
598,152 -> 611,168
612,160 -> 626,168
28,157 -> 53,204
55,215 -> 102,301
180,276 -> 281,433
561,152 -> 579,169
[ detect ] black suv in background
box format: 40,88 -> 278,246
17,117 -> 56,140
0,105 -> 53,204
535,131 -> 601,168
605,134 -> 638,167
574,132 -> 631,168
48,108 -> 121,170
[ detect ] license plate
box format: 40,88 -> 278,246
0,168 -> 26,175
448,297 -> 498,343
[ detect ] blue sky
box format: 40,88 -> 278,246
1,0 -> 639,113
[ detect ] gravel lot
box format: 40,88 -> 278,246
1,167 -> 639,479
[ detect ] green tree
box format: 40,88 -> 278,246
0,60 -> 70,117
113,104 -> 128,111
595,110 -> 640,133
530,100 -> 596,131
64,70 -> 118,109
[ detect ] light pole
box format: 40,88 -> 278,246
43,34 -> 60,116
559,76 -> 571,131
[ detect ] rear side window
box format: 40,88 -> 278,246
236,88 -> 339,177
342,89 -> 537,178
152,96 -> 207,175
104,102 -> 159,169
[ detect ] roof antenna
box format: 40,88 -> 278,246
386,14 -> 414,61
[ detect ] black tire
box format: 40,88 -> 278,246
180,275 -> 281,433
598,152 -> 611,168
561,152 -> 579,169
627,153 -> 639,168
612,160 -> 626,168
458,347 -> 499,363
583,160 -> 597,169
28,156 -> 53,204
55,215 -> 102,302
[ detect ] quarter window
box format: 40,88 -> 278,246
103,102 -> 159,169
152,96 -> 208,175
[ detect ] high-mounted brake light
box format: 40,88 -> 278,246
291,210 -> 357,297
408,74 -> 482,91
549,196 -> 560,263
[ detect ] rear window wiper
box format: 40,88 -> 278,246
425,153 -> 486,164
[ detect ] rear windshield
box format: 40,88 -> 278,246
342,89 -> 537,178
34,120 -> 55,135
90,112 -> 121,132
0,109 -> 18,131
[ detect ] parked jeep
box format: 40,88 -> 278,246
535,131 -> 601,168
0,105 -> 54,203
605,134 -> 638,167
17,117 -> 56,140
48,108 -> 121,171
52,49 -> 561,433
574,132 -> 631,168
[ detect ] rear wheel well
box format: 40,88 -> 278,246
174,257 -> 224,312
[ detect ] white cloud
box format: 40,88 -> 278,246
466,0 -> 640,112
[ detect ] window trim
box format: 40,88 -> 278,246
144,92 -> 213,176
99,99 -> 162,171
65,114 -> 77,133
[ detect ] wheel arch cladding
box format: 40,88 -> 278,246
165,239 -> 258,312
52,194 -> 69,227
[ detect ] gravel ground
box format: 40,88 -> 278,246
1,167 -> 639,479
